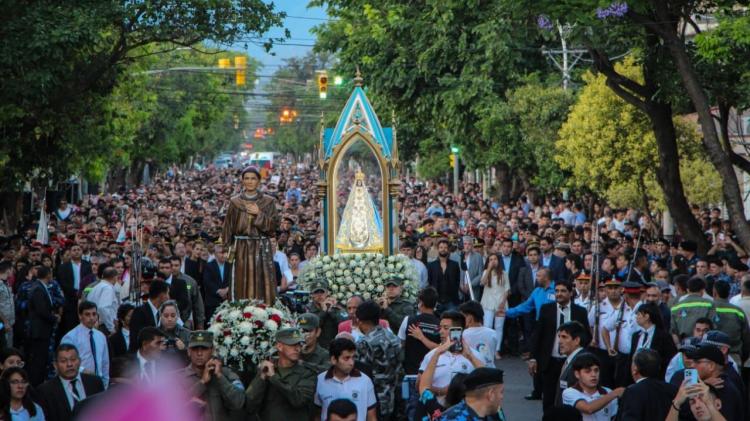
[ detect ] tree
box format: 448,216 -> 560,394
535,0 -> 750,252
557,58 -> 721,213
0,1 -> 284,188
312,0 -> 549,196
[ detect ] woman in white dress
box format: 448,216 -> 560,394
480,253 -> 510,359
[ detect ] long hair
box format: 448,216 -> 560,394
0,367 -> 37,420
483,253 -> 504,287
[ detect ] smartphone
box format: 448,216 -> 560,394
684,368 -> 699,386
449,328 -> 463,353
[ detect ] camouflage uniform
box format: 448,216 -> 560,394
356,324 -> 402,418
381,297 -> 416,334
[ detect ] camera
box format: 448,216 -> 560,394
165,338 -> 177,348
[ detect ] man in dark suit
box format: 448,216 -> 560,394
183,242 -> 206,284
37,343 -> 105,421
203,244 -> 232,322
56,244 -> 93,334
427,239 -> 461,313
540,237 -> 565,282
498,238 -> 527,355
28,266 -> 60,386
528,281 -> 590,413
128,280 -> 170,353
617,348 -> 677,421
156,258 -> 191,323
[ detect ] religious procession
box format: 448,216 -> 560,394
4,2 -> 750,421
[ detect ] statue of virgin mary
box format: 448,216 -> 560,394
335,170 -> 383,252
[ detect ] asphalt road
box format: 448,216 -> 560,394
496,356 -> 543,421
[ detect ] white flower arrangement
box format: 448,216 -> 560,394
299,253 -> 419,302
208,299 -> 294,370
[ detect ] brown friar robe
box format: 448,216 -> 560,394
221,193 -> 279,303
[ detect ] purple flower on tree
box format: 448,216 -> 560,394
537,15 -> 553,30
596,1 -> 628,19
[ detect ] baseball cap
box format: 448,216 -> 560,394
275,328 -> 306,345
686,344 -> 725,365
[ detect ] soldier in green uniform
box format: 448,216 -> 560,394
670,277 -> 715,343
356,300 -> 402,420
712,281 -> 750,363
306,279 -> 343,349
245,328 -> 317,421
178,331 -> 246,421
298,312 -> 331,373
378,275 -> 416,334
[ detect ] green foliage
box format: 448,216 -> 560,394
312,0 -> 548,181
0,1 -> 283,188
557,58 -> 721,209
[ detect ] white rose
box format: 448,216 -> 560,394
348,284 -> 357,292
224,336 -> 234,345
376,285 -> 384,292
363,292 -> 371,300
240,336 -> 251,346
265,319 -> 278,330
230,348 -> 239,357
238,321 -> 253,333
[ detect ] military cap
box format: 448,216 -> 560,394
603,276 -> 622,287
575,272 -> 591,283
188,331 -> 214,348
473,238 -> 485,248
385,275 -> 404,287
297,313 -> 320,331
621,281 -> 644,294
276,328 -> 306,345
309,278 -> 329,293
701,330 -> 731,348
462,367 -> 504,391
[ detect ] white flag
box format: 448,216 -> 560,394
116,224 -> 126,243
36,204 -> 49,245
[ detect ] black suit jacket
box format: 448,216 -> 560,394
203,260 -> 232,308
544,254 -> 566,283
629,328 -> 677,378
108,329 -> 129,359
616,377 -> 677,421
515,265 -> 536,302
56,261 -> 93,330
555,350 -> 593,406
183,257 -> 204,284
29,281 -> 57,340
501,253 -> 526,301
531,302 -> 590,371
427,259 -> 461,305
166,276 -> 191,321
128,303 -> 157,353
37,373 -> 104,421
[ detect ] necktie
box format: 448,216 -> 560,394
559,306 -> 566,326
89,330 -> 98,375
70,379 -> 81,408
641,331 -> 649,348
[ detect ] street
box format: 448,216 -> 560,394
496,357 -> 542,420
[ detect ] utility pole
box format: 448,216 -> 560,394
451,146 -> 460,196
542,22 -> 586,90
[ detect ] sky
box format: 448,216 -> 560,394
238,0 -> 328,73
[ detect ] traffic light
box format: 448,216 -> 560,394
234,56 -> 247,86
280,108 -> 298,123
449,154 -> 456,168
318,73 -> 328,99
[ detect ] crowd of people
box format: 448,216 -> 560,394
0,159 -> 747,421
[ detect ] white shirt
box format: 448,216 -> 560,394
60,375 -> 86,410
418,347 -> 482,406
552,304 -> 572,358
147,300 -> 159,325
462,326 -> 498,368
589,298 -> 616,350
87,281 -> 120,332
137,351 -> 156,382
314,370 -> 377,421
60,324 -> 109,387
121,328 -> 130,350
562,386 -> 618,421
411,258 -> 429,290
274,251 -> 294,284
603,301 -> 638,354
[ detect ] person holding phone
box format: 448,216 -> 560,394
416,311 -> 484,408
179,330 -> 245,421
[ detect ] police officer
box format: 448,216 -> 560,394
178,331 -> 245,421
670,276 -> 715,344
378,275 -> 416,334
298,312 -> 330,372
245,328 -> 317,421
306,279 -> 343,349
712,281 -> 750,364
